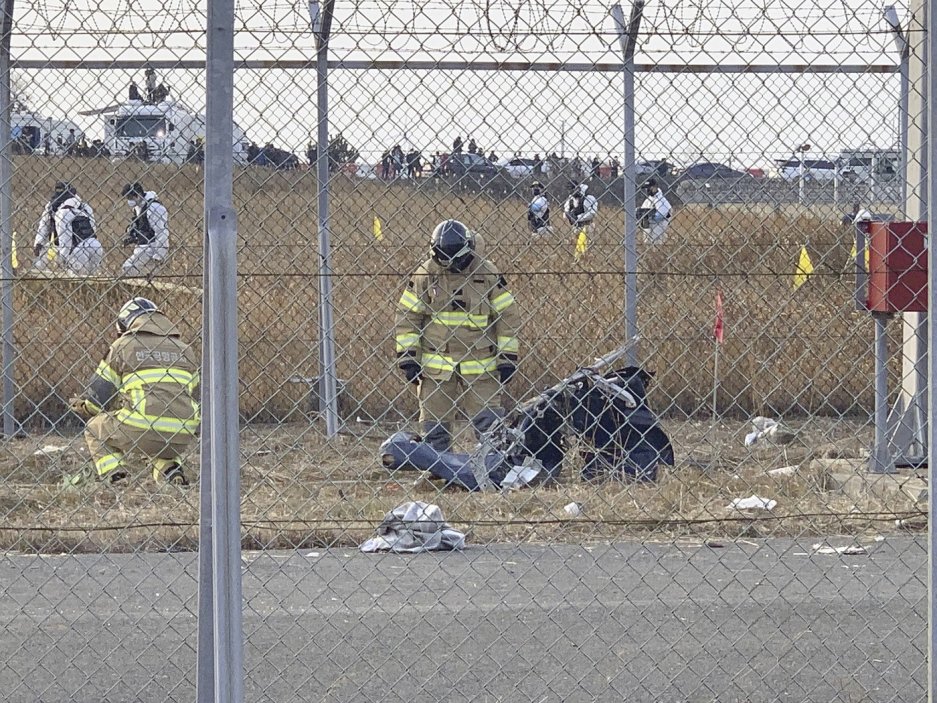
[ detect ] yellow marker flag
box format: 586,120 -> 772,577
574,229 -> 588,260
10,233 -> 17,270
47,245 -> 56,263
793,245 -> 814,289
849,241 -> 871,271
373,216 -> 384,242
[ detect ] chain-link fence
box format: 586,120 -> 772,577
0,0 -> 931,700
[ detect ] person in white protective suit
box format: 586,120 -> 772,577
527,181 -> 553,237
32,181 -> 104,275
120,182 -> 170,277
563,182 -> 599,235
637,178 -> 672,245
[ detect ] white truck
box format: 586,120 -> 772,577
102,98 -> 251,165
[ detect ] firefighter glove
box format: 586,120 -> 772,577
68,396 -> 92,417
497,357 -> 517,385
399,360 -> 422,385
33,243 -> 42,258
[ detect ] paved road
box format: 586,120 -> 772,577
0,537 -> 927,702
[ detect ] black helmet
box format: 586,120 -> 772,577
431,220 -> 475,272
645,178 -> 659,191
531,181 -> 543,195
116,297 -> 159,334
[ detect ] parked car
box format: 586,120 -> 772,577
447,152 -> 499,177
776,158 -> 837,183
636,160 -> 675,179
498,157 -> 551,179
677,162 -> 751,181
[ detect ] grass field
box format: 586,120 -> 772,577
0,156 -> 913,551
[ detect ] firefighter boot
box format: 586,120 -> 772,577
421,421 -> 452,453
153,458 -> 190,486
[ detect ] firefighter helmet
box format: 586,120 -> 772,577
116,297 -> 159,334
431,220 -> 475,272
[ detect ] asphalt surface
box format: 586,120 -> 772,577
0,537 -> 927,703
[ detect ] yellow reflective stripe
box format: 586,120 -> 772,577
120,368 -> 196,391
431,312 -> 489,329
398,289 -> 427,313
95,361 -> 120,387
395,332 -> 421,352
491,291 -> 515,313
187,373 -> 200,394
116,408 -> 200,435
423,353 -> 498,374
95,453 -> 125,476
422,353 -> 456,372
459,357 -> 498,375
84,399 -> 103,414
497,336 -> 520,353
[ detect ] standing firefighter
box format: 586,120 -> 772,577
395,220 -> 520,452
121,182 -> 170,277
33,181 -> 104,275
68,298 -> 199,485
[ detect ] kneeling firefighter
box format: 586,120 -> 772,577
395,220 -> 520,452
69,298 -> 200,485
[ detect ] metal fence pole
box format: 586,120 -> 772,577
927,0 -> 937,695
313,0 -> 339,437
201,0 -> 243,698
612,1 -> 644,366
0,0 -> 14,438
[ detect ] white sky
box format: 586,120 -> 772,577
7,0 -> 913,168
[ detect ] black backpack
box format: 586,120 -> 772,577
69,203 -> 96,242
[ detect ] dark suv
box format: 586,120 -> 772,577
446,152 -> 498,177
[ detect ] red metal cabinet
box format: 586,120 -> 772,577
867,221 -> 928,313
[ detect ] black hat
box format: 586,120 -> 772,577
121,182 -> 145,198
645,178 -> 658,189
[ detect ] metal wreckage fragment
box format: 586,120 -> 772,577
381,345 -> 675,491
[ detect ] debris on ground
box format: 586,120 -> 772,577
744,416 -> 796,447
563,502 -> 582,517
360,501 -> 465,553
32,445 -> 67,457
767,465 -> 797,477
811,542 -> 868,555
729,495 -> 777,511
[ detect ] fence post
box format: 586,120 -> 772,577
927,0 -> 937,695
612,1 -> 643,366
312,0 -> 339,437
198,0 -> 243,699
0,0 -> 15,438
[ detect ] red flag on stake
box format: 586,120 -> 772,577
713,289 -> 725,344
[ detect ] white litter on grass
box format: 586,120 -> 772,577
744,416 -> 783,447
729,495 -> 777,511
811,543 -> 868,555
767,465 -> 797,477
32,445 -> 66,457
563,502 -> 582,517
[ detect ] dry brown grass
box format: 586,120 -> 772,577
0,417 -> 921,553
9,156 -> 882,423
0,157 -> 906,552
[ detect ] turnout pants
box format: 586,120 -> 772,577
417,373 -> 503,452
85,412 -> 193,479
